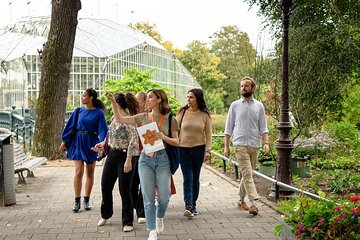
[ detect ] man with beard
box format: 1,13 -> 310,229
224,76 -> 269,215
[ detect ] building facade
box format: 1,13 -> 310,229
0,17 -> 199,109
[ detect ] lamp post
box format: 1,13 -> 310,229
275,0 -> 294,198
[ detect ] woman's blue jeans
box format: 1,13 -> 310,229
139,149 -> 171,230
179,145 -> 205,210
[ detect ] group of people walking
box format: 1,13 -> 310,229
60,76 -> 269,240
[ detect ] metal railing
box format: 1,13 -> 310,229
210,150 -> 331,202
0,106 -> 34,151
0,107 -> 76,152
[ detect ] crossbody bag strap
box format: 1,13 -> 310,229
177,109 -> 186,139
168,113 -> 173,138
179,109 -> 186,129
73,107 -> 80,132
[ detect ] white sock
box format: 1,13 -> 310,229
250,199 -> 257,206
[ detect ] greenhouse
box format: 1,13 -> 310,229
0,17 -> 200,109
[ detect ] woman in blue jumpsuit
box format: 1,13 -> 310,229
60,88 -> 108,212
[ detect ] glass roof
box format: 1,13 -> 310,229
0,17 -> 166,61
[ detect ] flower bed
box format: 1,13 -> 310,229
276,195 -> 360,240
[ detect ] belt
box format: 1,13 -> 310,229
77,130 -> 98,136
112,148 -> 127,153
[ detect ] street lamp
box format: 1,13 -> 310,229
275,0 -> 295,198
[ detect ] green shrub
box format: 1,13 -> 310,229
325,120 -> 360,150
292,143 -> 328,160
311,155 -> 360,170
102,67 -> 181,120
328,169 -> 360,193
211,114 -> 226,134
276,196 -> 360,240
206,91 -> 225,114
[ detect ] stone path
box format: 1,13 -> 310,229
0,162 -> 283,239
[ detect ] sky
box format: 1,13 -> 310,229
0,0 -> 274,52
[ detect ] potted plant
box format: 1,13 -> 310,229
258,148 -> 276,177
291,146 -> 313,177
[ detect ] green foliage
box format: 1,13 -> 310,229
128,21 -> 182,56
178,41 -> 226,113
28,96 -> 38,108
293,168 -> 360,194
342,84 -> 360,124
245,0 -> 360,129
277,196 -> 360,240
206,91 -> 225,114
312,155 -> 360,171
292,143 -> 328,160
211,136 -> 225,153
327,169 -> 360,193
128,22 -> 163,43
66,103 -> 75,111
210,25 -> 256,108
208,134 -> 237,172
324,120 -> 360,150
211,114 -> 226,134
179,41 -> 226,90
293,172 -> 326,193
101,67 -> 181,118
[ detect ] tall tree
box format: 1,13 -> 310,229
179,40 -> 226,113
128,22 -> 164,43
210,25 -> 257,108
245,0 -> 360,128
179,40 -> 225,90
128,21 -> 182,56
32,0 -> 81,159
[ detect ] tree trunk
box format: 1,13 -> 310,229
32,0 -> 81,159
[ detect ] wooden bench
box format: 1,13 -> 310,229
13,143 -> 48,184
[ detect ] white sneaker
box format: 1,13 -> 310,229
138,217 -> 146,224
184,209 -> 194,219
123,225 -> 134,232
147,230 -> 157,240
156,218 -> 164,234
97,218 -> 107,226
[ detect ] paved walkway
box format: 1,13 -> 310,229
0,162 -> 282,240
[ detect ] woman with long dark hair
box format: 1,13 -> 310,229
108,89 -> 179,240
93,92 -> 139,232
176,88 -> 212,218
60,88 -> 108,213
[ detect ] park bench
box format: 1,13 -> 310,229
13,143 -> 47,184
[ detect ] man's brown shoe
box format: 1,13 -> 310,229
249,205 -> 259,215
237,201 -> 250,211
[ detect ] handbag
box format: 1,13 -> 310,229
165,113 -> 180,175
65,108 -> 80,149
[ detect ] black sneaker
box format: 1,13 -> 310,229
191,208 -> 198,216
83,201 -> 91,211
72,201 -> 80,213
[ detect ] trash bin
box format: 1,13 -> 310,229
0,133 -> 16,207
